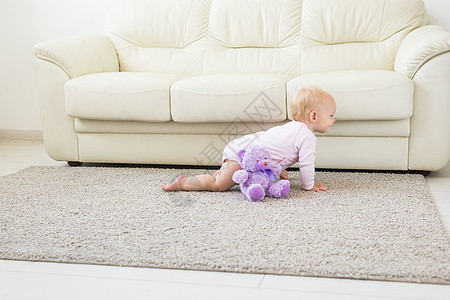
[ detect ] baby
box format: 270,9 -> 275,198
162,86 -> 336,193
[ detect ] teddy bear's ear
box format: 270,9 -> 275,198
236,149 -> 246,164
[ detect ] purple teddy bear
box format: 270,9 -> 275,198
232,145 -> 290,201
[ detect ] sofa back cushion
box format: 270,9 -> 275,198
104,0 -> 210,75
105,0 -> 426,77
203,0 -> 302,76
301,0 -> 426,74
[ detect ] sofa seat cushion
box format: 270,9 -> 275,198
65,72 -> 184,121
170,74 -> 291,123
287,70 -> 413,121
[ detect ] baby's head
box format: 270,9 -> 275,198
290,86 -> 336,133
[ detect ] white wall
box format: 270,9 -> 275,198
0,0 -> 449,131
0,0 -> 110,130
424,0 -> 450,29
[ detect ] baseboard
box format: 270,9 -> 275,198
0,129 -> 43,141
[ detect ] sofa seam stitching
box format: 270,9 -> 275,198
320,0 -> 329,43
202,0 -> 212,75
299,0 -> 303,76
377,0 -> 386,42
34,55 -> 73,79
411,49 -> 450,79
182,0 -> 195,48
226,1 -> 231,47
277,0 -> 284,48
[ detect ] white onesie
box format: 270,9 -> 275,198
222,120 -> 316,190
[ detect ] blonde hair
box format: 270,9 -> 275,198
290,86 -> 333,122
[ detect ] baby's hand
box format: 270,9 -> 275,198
280,170 -> 289,179
312,184 -> 328,192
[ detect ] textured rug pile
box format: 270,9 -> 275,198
0,166 -> 449,284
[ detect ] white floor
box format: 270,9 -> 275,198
0,136 -> 449,300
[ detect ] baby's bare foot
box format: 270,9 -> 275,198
162,175 -> 187,191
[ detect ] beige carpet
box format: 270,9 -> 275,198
0,166 -> 449,284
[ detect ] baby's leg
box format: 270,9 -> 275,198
162,160 -> 242,192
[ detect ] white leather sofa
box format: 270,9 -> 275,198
33,0 -> 450,171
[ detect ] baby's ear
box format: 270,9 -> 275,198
310,110 -> 317,122
236,149 -> 246,164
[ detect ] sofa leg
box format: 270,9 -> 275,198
414,170 -> 431,176
67,161 -> 83,167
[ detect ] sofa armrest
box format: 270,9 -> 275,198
33,33 -> 119,162
394,25 -> 450,78
407,51 -> 450,171
33,33 -> 119,79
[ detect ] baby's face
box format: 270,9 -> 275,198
314,97 -> 336,133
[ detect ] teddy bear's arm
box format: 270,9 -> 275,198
232,170 -> 249,184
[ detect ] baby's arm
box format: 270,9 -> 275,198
298,135 -> 328,192
311,183 -> 328,192
300,166 -> 328,192
299,163 -> 315,190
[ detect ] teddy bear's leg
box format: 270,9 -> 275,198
246,184 -> 265,201
267,180 -> 290,198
